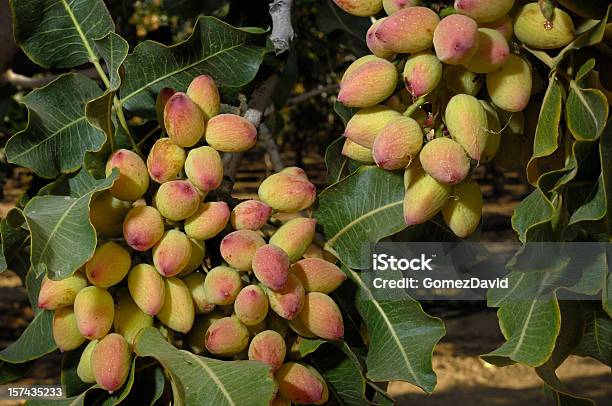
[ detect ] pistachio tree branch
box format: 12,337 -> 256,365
259,122 -> 285,172
0,68 -> 100,89
269,0 -> 295,55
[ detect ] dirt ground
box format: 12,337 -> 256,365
0,152 -> 610,405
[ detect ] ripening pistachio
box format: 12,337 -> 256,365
146,138 -> 186,184
341,139 -> 375,164
205,114 -> 257,152
403,52 -> 442,97
479,100 -> 502,163
184,202 -> 230,240
128,264 -> 165,316
276,362 -> 329,405
280,167 -> 309,179
338,56 -> 398,108
52,306 -> 86,352
343,105 -> 401,148
403,168 -> 451,226
269,217 -> 317,263
258,172 -> 317,213
113,292 -> 154,346
153,230 -> 192,277
184,272 -> 216,314
188,312 -> 224,354
185,146 -> 223,192
444,65 -> 482,96
514,3 -> 575,49
372,116 -> 423,170
366,18 -> 396,60
419,138 -> 471,185
77,339 -> 98,383
403,157 -> 422,190
179,238 -> 207,277
205,316 -> 250,356
462,28 -> 509,74
445,94 -> 489,161
155,180 -> 201,221
270,396 -> 291,406
164,92 -> 206,148
38,271 -> 87,310
287,316 -> 317,338
291,258 -> 347,293
73,286 -> 114,340
220,230 -> 266,271
230,200 -> 272,231
383,0 -> 421,14
433,14 -> 479,65
248,330 -> 286,372
454,0 -> 514,22
332,0 -> 383,17
486,54 -> 533,113
186,75 -> 221,120
252,244 -> 291,291
375,7 -> 440,54
298,292 -> 344,341
267,274 -> 305,320
442,180 -> 483,238
122,206 -> 164,252
480,15 -> 514,41
85,241 -> 131,288
203,266 -> 243,305
156,277 -> 195,333
156,88 -> 176,130
91,333 -> 131,393
234,285 -> 269,326
105,149 -> 149,201
89,192 -> 131,237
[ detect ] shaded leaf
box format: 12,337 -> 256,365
573,306 -> 612,365
0,218 -> 30,281
0,361 -> 32,384
5,74 -> 106,178
324,137 -> 361,184
316,166 -> 406,269
11,0 -> 114,69
0,310 -> 56,363
120,16 -> 267,117
567,82 -> 609,141
24,170 -> 117,279
347,265 -> 444,393
134,327 -> 277,406
511,189 -> 556,244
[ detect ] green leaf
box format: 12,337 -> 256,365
120,16 -> 267,117
0,310 -> 57,363
552,5 -> 611,68
5,74 -> 106,178
566,81 -> 609,140
24,170 -> 117,279
0,361 -> 32,384
311,342 -> 368,406
511,189 -> 556,244
0,218 -> 30,280
316,0 -> 369,45
289,337 -> 326,360
316,166 -> 406,269
25,268 -> 45,314
526,79 -> 563,186
133,327 -> 277,406
11,0 -> 114,69
86,32 -> 130,143
324,137 -> 361,184
346,265 -> 444,393
573,306 -> 611,366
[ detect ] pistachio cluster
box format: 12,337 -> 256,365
335,0 -> 577,237
40,75 -> 346,404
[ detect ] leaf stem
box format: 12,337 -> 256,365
403,97 -> 426,117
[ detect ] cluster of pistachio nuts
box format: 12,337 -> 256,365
39,74 -> 345,405
334,0 -> 577,237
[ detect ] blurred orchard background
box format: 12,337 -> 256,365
0,0 -> 609,404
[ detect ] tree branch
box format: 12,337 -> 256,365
259,123 -> 284,172
220,74 -> 280,195
269,0 -> 295,55
288,83 -> 339,106
0,68 -> 101,89
0,0 -> 16,75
